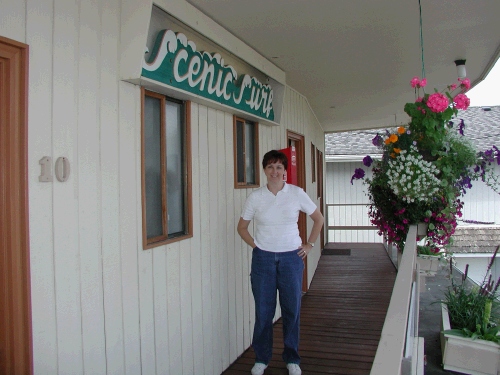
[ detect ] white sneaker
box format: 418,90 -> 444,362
251,362 -> 268,375
287,363 -> 302,375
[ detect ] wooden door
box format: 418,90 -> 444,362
0,35 -> 33,375
287,131 -> 308,291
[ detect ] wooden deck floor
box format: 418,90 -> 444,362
221,243 -> 397,375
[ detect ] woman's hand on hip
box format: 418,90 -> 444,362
298,243 -> 313,259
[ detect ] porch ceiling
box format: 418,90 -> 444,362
186,0 -> 500,133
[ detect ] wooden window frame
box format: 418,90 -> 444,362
141,88 -> 193,249
311,142 -> 316,183
233,115 -> 260,189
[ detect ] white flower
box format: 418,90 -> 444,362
386,145 -> 441,202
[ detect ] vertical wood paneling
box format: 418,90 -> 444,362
166,244 -> 182,373
52,0 -> 84,372
234,189 -> 245,355
461,165 -> 500,224
225,111 -> 238,363
243,190 -> 252,347
217,110 -> 230,370
198,105 -> 214,375
152,247 -> 169,374
190,102 -> 205,375
77,0 -> 107,371
119,82 -> 141,374
326,161 -> 382,243
99,0 -> 125,371
26,0 -> 58,372
207,107 -> 222,372
180,242 -> 194,374
0,0 -> 25,41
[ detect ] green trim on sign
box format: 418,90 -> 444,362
142,29 -> 274,121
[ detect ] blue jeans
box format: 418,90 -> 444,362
251,247 -> 304,365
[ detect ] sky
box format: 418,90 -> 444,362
466,58 -> 500,107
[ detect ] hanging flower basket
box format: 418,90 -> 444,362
351,76 -> 500,252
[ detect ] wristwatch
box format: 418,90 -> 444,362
308,242 -> 315,247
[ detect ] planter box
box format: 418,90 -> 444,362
440,304 -> 500,375
416,254 -> 439,276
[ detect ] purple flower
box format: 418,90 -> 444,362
372,135 -> 383,147
363,155 -> 373,167
351,168 -> 365,184
494,145 -> 500,165
458,119 -> 465,136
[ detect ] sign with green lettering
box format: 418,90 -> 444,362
142,29 -> 274,121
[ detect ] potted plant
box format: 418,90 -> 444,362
416,244 -> 444,275
352,76 -> 500,252
440,248 -> 500,375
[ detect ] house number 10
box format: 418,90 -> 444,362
39,156 -> 71,182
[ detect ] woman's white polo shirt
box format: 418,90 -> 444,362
241,183 -> 317,252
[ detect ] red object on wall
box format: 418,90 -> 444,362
279,146 -> 297,185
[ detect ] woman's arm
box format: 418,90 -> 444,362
237,217 -> 257,248
307,208 -> 324,245
298,208 -> 324,259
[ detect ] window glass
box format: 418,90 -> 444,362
165,101 -> 185,235
245,122 -> 255,184
144,95 -> 164,238
236,120 -> 245,183
234,116 -> 259,188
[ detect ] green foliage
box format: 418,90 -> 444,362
417,245 -> 441,256
442,251 -> 500,343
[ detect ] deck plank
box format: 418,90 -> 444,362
222,243 -> 396,375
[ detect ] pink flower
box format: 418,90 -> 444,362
426,92 -> 449,113
459,78 -> 471,90
410,76 -> 420,88
449,84 -> 457,91
415,97 -> 423,103
410,77 -> 427,88
454,93 -> 470,110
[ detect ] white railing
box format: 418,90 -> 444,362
370,225 -> 425,375
325,203 -> 383,243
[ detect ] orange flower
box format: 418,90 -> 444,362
384,138 -> 391,145
389,134 -> 398,143
397,126 -> 406,134
393,148 -> 401,153
390,153 -> 396,158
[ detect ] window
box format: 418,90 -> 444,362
233,116 -> 259,188
141,89 -> 192,248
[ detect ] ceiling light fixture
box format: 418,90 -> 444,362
454,59 -> 467,78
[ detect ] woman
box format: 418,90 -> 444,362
237,150 -> 324,375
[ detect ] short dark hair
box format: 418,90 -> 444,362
262,150 -> 288,170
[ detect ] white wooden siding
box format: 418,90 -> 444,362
326,161 -> 382,243
460,164 -> 500,225
1,2 -> 325,373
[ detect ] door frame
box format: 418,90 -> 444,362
286,130 -> 308,291
0,35 -> 33,375
317,149 -> 325,250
